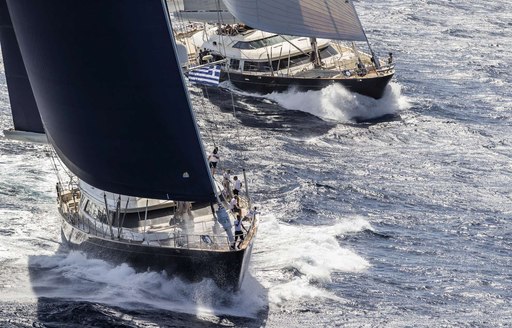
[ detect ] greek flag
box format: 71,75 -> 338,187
188,65 -> 221,86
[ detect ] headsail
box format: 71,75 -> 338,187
0,0 -> 43,134
6,0 -> 216,201
221,0 -> 367,41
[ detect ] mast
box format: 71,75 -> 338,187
348,0 -> 381,68
309,37 -> 322,68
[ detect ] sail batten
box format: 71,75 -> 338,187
6,0 -> 216,201
221,0 -> 367,41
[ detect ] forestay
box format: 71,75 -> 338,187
221,0 -> 367,41
5,0 -> 216,202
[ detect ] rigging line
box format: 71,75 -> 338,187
201,85 -> 220,147
217,21 -> 246,167
168,0 -> 186,35
347,0 -> 378,68
195,84 -> 218,148
47,146 -> 73,183
208,0 -> 246,167
166,2 -> 217,149
47,146 -> 64,187
182,4 -> 220,142
216,0 -> 227,26
55,156 -> 73,181
168,0 -> 198,65
335,40 -> 344,73
45,143 -> 70,177
170,0 -> 204,69
168,1 -> 218,151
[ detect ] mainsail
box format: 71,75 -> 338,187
0,0 -> 43,134
4,0 -> 216,201
221,0 -> 367,41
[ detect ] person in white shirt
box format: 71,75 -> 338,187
233,214 -> 247,249
229,196 -> 241,215
228,196 -> 236,211
232,175 -> 242,195
207,147 -> 220,175
223,169 -> 231,181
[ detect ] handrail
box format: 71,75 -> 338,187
59,184 -> 257,252
65,213 -> 258,251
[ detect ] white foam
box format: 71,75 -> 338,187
251,214 -> 370,306
326,216 -> 374,236
29,251 -> 267,319
268,277 -> 344,307
24,212 -> 371,315
267,82 -> 409,122
227,82 -> 410,122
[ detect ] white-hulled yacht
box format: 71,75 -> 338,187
186,25 -> 394,99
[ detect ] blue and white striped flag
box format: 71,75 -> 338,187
188,65 -> 221,86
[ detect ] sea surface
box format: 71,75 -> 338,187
1,0 -> 511,327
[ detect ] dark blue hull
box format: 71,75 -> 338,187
60,217 -> 254,291
221,71 -> 394,99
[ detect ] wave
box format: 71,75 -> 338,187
29,251 -> 267,319
223,81 -> 409,123
252,214 -> 371,306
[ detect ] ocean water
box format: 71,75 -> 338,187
1,0 -> 512,327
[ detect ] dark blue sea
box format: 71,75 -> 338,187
1,0 -> 511,327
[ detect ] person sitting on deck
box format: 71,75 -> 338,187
233,214 -> 247,249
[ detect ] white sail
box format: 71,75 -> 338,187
182,0 -> 227,11
221,0 -> 367,41
172,0 -> 237,23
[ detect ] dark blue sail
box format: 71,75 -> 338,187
6,0 -> 216,201
0,0 -> 43,133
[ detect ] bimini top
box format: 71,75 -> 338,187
222,0 -> 367,41
4,0 -> 216,202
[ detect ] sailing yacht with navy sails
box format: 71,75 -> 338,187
0,0 -> 257,290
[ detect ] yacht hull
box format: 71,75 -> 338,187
221,71 -> 394,99
60,217 -> 254,291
